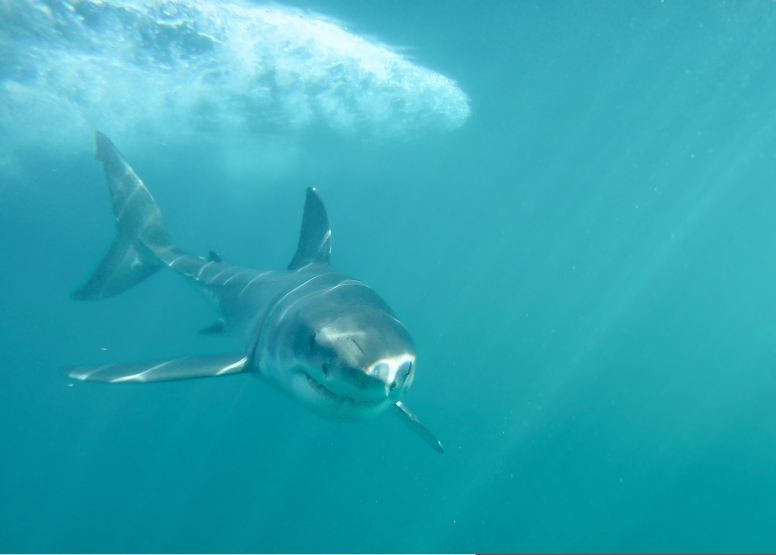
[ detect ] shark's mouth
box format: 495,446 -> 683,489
303,372 -> 385,409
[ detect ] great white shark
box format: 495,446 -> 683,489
64,131 -> 443,453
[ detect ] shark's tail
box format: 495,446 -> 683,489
72,131 -> 175,300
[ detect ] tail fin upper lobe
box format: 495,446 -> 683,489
72,132 -> 172,300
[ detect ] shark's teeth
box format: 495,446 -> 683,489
303,373 -> 384,409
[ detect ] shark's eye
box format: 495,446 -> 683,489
322,364 -> 329,375
309,333 -> 316,351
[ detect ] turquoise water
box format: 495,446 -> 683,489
2,0 -> 776,552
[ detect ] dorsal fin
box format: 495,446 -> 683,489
288,188 -> 331,270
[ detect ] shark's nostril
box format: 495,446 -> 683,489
399,360 -> 413,379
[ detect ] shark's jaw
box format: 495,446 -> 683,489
302,371 -> 387,409
286,365 -> 402,422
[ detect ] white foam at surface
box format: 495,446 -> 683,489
0,0 -> 470,154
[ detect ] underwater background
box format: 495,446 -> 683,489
2,0 -> 776,552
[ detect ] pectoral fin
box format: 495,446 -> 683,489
392,401 -> 444,454
62,353 -> 249,383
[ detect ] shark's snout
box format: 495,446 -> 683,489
367,354 -> 415,393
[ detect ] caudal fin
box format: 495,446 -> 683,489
72,132 -> 172,300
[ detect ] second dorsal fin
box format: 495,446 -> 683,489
288,188 -> 331,270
